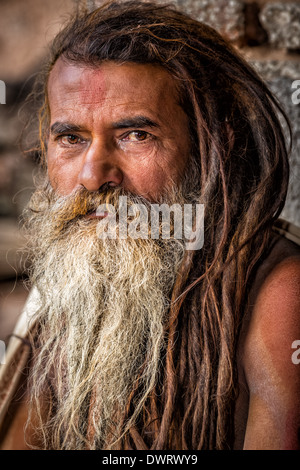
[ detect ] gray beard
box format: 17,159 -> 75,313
23,183 -> 190,449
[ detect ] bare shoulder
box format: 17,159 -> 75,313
244,255 -> 300,363
241,241 -> 300,449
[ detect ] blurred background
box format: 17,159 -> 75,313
0,0 -> 299,343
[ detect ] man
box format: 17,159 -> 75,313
0,0 -> 299,450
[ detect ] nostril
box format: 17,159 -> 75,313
99,182 -> 116,192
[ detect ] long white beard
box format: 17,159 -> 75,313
23,184 -> 187,449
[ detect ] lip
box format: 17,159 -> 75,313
85,211 -> 108,219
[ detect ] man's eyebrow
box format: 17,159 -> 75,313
111,116 -> 159,130
50,116 -> 160,135
50,122 -> 83,135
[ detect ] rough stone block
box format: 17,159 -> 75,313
260,2 -> 300,50
165,0 -> 246,42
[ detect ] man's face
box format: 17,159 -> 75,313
46,59 -> 191,201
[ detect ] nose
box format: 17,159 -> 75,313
77,141 -> 123,191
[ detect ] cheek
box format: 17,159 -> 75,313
47,153 -> 58,188
47,150 -> 78,195
128,154 -> 183,199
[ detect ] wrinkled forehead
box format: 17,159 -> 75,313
47,57 -> 182,109
48,57 -> 105,104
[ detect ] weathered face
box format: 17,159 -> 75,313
46,59 -> 191,201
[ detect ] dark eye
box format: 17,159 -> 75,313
59,134 -> 83,145
122,131 -> 150,142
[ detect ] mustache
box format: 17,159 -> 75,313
26,180 -> 191,246
34,185 -> 154,234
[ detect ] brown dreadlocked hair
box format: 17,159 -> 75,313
35,0 -> 290,449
